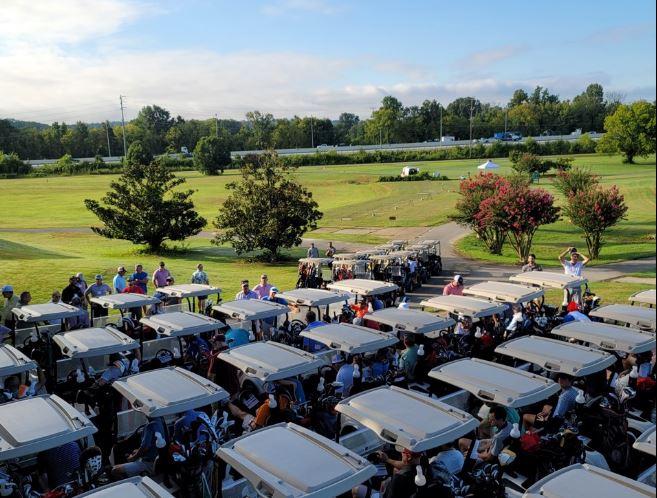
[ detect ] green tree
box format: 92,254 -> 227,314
84,162 -> 205,252
193,135 -> 231,175
245,111 -> 276,148
213,152 -> 322,261
0,151 -> 30,176
125,140 -> 153,166
597,101 -> 656,163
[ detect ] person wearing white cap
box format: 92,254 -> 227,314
443,275 -> 464,296
85,274 -> 112,319
1,285 -> 19,328
113,266 -> 127,294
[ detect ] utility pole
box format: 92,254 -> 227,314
119,95 -> 128,158
504,107 -> 508,135
105,121 -> 112,157
439,104 -> 443,142
215,113 -> 219,138
379,127 -> 383,148
310,117 -> 314,148
468,98 -> 474,158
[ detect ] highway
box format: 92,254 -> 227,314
26,132 -> 601,166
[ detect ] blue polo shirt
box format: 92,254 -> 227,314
302,321 -> 328,352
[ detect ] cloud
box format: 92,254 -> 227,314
0,0 -> 149,45
260,0 -> 341,16
583,23 -> 656,44
453,45 -> 527,70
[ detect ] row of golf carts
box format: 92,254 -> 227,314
297,239 -> 443,292
1,273 -> 655,497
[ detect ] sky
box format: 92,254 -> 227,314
1,0 -> 655,123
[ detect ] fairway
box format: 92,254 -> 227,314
0,153 -> 654,302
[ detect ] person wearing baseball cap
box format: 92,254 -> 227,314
85,274 -> 113,319
113,266 -> 127,294
563,301 -> 591,323
1,285 -> 19,328
442,274 -> 464,296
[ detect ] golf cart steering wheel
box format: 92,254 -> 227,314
289,319 -> 306,336
155,348 -> 175,366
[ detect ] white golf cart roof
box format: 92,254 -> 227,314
298,257 -> 334,264
368,253 -> 401,261
140,311 -> 222,337
90,293 -> 160,309
356,249 -> 385,257
387,250 -> 416,258
633,425 -> 656,457
53,326 -> 139,359
299,323 -> 398,354
212,299 -> 290,321
10,302 -> 84,323
335,386 -> 478,452
420,295 -> 507,318
509,271 -> 587,290
551,321 -> 656,354
77,477 -> 174,498
495,336 -> 615,377
523,463 -> 655,498
429,358 -> 559,408
332,259 -> 365,266
111,367 -> 229,418
589,304 -> 656,331
155,283 -> 221,298
277,288 -> 350,307
0,395 -> 97,461
332,253 -> 358,260
217,423 -> 376,498
366,308 -> 455,335
219,341 -> 325,381
0,344 -> 37,377
327,279 -> 398,296
629,289 -> 656,306
463,281 -> 544,304
374,243 -> 397,251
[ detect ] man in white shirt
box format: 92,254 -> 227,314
558,247 -> 590,304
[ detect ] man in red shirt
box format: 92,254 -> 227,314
122,277 -> 145,294
443,275 -> 464,296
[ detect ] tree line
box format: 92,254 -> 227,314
1,83 -> 628,160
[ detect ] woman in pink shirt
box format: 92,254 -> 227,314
443,275 -> 464,296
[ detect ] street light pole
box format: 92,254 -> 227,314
439,104 -> 443,142
105,121 -> 112,157
310,117 -> 314,148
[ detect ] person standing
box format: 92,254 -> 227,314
152,261 -> 171,289
131,264 -> 149,294
558,247 -> 590,304
235,280 -> 258,300
85,275 -> 113,319
307,243 -> 320,258
113,266 -> 128,294
522,254 -> 543,272
325,242 -> 336,258
191,263 -> 210,311
62,276 -> 84,305
253,274 -> 273,300
443,275 -> 464,296
1,285 -> 20,328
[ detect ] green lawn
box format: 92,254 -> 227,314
545,280 -> 655,306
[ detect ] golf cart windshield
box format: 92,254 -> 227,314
155,283 -> 221,298
53,326 -> 139,359
366,308 -> 455,335
420,295 -> 507,319
90,293 -> 160,310
633,425 -> 656,457
551,322 -> 655,354
495,336 -> 615,377
335,386 -> 478,452
111,367 -> 229,418
140,311 -> 222,337
0,395 -> 97,461
327,279 -> 398,297
509,271 -> 587,290
299,323 -> 398,354
217,423 -> 376,498
10,302 -> 84,323
77,477 -> 174,497
333,253 -> 358,261
523,463 -> 654,498
0,344 -> 37,377
629,289 -> 656,307
212,299 -> 290,321
463,281 -> 544,304
277,288 -> 350,308
429,358 -> 559,408
219,341 -> 325,382
589,304 -> 656,331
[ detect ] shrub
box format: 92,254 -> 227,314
0,151 -> 31,177
553,168 -> 599,197
378,171 -> 448,182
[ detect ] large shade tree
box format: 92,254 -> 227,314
213,152 -> 322,261
84,162 -> 205,252
597,101 -> 656,163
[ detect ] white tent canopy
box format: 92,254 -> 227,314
477,159 -> 500,170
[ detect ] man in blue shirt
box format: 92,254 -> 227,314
523,373 -> 577,431
131,264 -> 149,294
301,310 -> 328,352
112,416 -> 167,479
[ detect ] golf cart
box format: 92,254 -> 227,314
551,321 -> 656,354
276,288 -> 351,337
0,344 -> 39,402
420,295 -> 508,320
212,299 -> 291,343
365,308 -> 456,338
373,242 -> 403,254
216,423 -> 376,498
522,463 -> 654,498
463,281 -> 545,309
405,243 -> 432,282
89,293 -> 161,332
420,239 -> 443,275
509,271 -> 592,310
633,425 -> 656,486
332,258 -> 371,282
629,289 -> 656,308
335,386 -> 480,496
297,257 -> 334,289
589,304 -> 656,332
10,302 -> 86,347
110,367 -> 230,497
154,283 -> 222,313
77,476 -> 174,497
327,279 -> 399,308
367,253 -> 409,289
139,311 -> 224,372
0,395 -> 99,495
